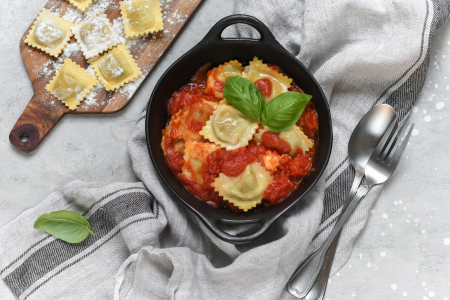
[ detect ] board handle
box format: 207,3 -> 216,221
9,93 -> 66,153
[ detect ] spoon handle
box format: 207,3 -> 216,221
302,235 -> 338,300
287,184 -> 370,298
300,170 -> 364,299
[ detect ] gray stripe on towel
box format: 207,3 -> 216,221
4,191 -> 155,297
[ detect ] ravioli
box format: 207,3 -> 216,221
91,44 -> 142,91
65,0 -> 94,12
279,125 -> 313,156
255,125 -> 313,156
25,9 -> 74,57
167,99 -> 218,142
205,60 -> 243,99
182,141 -> 219,185
213,162 -> 273,212
120,0 -> 164,38
72,12 -> 121,60
200,100 -> 259,150
46,59 -> 97,110
242,57 -> 293,102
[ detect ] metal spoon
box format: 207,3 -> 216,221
287,104 -> 397,299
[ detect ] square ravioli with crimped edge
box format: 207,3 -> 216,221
182,141 -> 219,185
24,9 -> 74,58
91,44 -> 142,91
166,99 -> 218,142
120,0 -> 164,38
72,12 -> 121,60
65,0 -> 94,12
46,59 -> 97,110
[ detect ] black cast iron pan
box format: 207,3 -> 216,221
146,15 -> 332,244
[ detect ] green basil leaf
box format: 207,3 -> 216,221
223,76 -> 265,122
34,210 -> 96,244
261,92 -> 312,132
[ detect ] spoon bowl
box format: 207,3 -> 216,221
349,104 -> 398,193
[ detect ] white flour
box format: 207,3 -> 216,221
84,67 -> 104,108
37,42 -> 81,79
35,20 -> 64,46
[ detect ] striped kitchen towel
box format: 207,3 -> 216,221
1,0 -> 449,299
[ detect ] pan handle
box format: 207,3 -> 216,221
199,14 -> 278,45
199,214 -> 278,244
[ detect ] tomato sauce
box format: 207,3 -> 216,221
163,62 -> 319,212
261,131 -> 291,155
255,78 -> 273,98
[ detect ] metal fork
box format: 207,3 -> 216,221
287,118 -> 414,299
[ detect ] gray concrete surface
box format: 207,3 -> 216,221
1,1 -> 449,299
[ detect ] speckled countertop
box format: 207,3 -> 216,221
1,1 -> 450,299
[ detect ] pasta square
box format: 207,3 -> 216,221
91,44 -> 142,91
65,0 -> 94,12
168,99 -> 218,142
24,9 -> 74,58
46,59 -> 97,110
242,57 -> 293,102
120,0 -> 164,38
205,60 -> 243,99
72,12 -> 121,60
200,100 -> 259,150
182,141 -> 219,185
213,162 -> 273,212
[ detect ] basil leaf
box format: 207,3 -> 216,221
34,210 -> 96,244
261,92 -> 312,132
223,76 -> 265,122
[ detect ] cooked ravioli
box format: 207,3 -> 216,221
72,12 -> 121,60
182,141 -> 219,185
25,9 -> 74,57
255,125 -> 313,156
166,99 -> 218,142
213,162 -> 273,212
200,100 -> 259,150
242,57 -> 293,102
46,59 -> 97,110
91,44 -> 142,91
120,0 -> 164,38
279,125 -> 313,156
66,0 -> 94,12
205,60 -> 243,99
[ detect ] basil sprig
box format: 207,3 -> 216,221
261,92 -> 312,132
34,210 -> 96,244
223,76 -> 312,132
224,76 -> 265,122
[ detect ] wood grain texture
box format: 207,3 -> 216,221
10,0 -> 203,153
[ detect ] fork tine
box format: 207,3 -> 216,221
385,121 -> 410,163
381,118 -> 411,161
372,116 -> 398,159
388,123 -> 414,167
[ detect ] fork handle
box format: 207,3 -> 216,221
300,170 -> 364,300
287,184 -> 370,298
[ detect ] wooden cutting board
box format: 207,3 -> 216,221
9,0 -> 203,153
